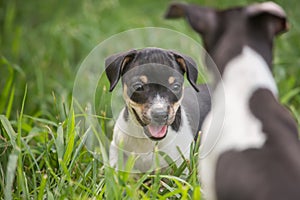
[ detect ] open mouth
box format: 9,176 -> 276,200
144,124 -> 168,140
131,108 -> 173,140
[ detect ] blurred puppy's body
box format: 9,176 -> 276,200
166,2 -> 300,200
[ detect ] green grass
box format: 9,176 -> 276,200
1,0 -> 300,199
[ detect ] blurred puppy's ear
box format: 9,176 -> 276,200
165,3 -> 216,36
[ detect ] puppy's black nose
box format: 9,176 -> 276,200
151,109 -> 168,123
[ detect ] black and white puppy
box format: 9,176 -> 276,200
166,2 -> 300,200
105,47 -> 211,172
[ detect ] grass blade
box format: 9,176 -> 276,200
281,87 -> 300,105
0,56 -> 14,114
17,85 -> 27,198
37,174 -> 47,200
56,124 -> 65,161
5,152 -> 18,200
5,85 -> 15,119
0,115 -> 17,148
63,107 -> 76,166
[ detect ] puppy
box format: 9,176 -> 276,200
105,47 -> 211,172
166,2 -> 300,200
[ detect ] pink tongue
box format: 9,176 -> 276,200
148,125 -> 168,138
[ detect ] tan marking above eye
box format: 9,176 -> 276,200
168,76 -> 175,84
139,75 -> 148,83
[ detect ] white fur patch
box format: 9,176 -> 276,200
199,46 -> 278,200
151,94 -> 168,110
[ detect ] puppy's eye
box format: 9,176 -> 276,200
172,83 -> 182,91
132,83 -> 144,91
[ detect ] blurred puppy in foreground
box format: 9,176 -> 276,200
166,2 -> 300,200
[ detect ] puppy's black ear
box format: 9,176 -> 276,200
246,2 -> 288,36
171,51 -> 199,92
165,3 -> 216,36
105,50 -> 136,92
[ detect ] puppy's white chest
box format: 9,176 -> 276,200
110,108 -> 194,172
199,46 -> 278,200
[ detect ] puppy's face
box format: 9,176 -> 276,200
105,48 -> 199,140
123,64 -> 184,140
